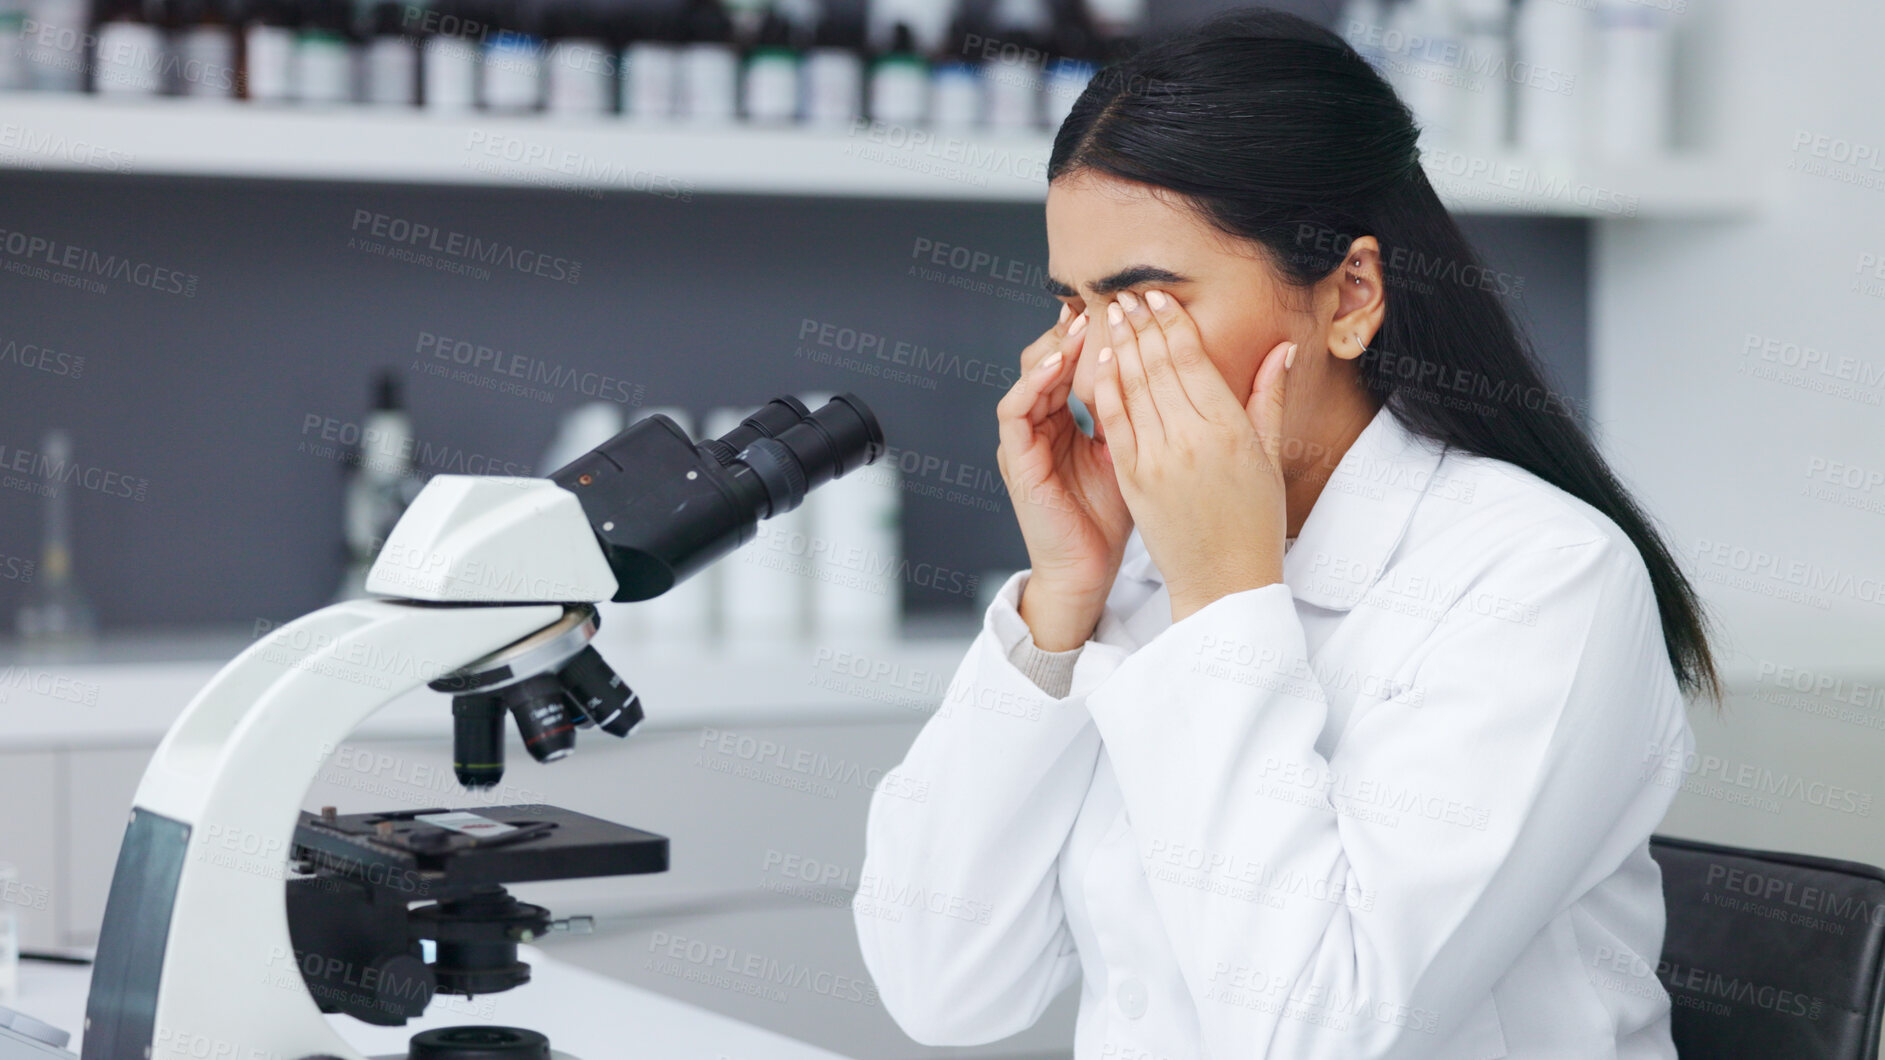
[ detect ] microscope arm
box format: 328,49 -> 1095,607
83,599 -> 572,1060
81,480 -> 611,1060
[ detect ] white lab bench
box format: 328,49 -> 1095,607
10,943 -> 857,1059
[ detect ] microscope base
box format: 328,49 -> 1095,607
368,1054 -> 581,1060
368,1024 -> 581,1060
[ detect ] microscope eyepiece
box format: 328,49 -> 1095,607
732,393 -> 883,517
550,392 -> 885,601
696,395 -> 810,468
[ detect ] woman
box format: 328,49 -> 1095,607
854,9 -> 1715,1060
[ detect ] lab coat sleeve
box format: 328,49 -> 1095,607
1084,534 -> 1686,1059
854,569 -> 1132,1046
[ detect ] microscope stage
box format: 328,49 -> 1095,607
292,804 -> 669,887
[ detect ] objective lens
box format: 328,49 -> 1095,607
558,646 -> 642,738
451,693 -> 507,789
505,674 -> 580,763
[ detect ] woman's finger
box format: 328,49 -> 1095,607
1019,304 -> 1075,375
1091,344 -> 1137,478
1041,311 -> 1088,416
1244,339 -> 1295,468
1105,298 -> 1163,443
1142,289 -> 1242,421
997,336 -> 1070,463
1118,290 -> 1199,421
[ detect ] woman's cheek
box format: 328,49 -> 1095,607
1191,325 -> 1255,403
1197,312 -> 1273,404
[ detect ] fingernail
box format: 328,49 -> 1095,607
1037,351 -> 1063,376
1107,302 -> 1124,327
1284,343 -> 1298,370
1118,291 -> 1142,315
1098,347 -> 1114,364
1068,311 -> 1087,336
1145,290 -> 1168,311
1058,304 -> 1070,325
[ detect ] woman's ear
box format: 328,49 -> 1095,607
1326,235 -> 1385,362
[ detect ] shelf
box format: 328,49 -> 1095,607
0,95 -> 1764,216
0,95 -> 1055,202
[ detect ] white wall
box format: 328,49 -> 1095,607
1592,0 -> 1885,866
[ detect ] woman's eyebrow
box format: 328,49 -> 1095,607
1043,265 -> 1192,298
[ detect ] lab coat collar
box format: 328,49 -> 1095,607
1116,403 -> 1447,611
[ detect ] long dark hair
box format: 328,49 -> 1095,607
1050,8 -> 1721,703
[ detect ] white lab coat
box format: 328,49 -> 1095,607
854,403 -> 1695,1059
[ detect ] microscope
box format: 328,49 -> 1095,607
65,394 -> 884,1060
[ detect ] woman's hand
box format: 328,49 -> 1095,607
1090,290 -> 1291,623
996,305 -> 1136,651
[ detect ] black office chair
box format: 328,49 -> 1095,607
1650,835 -> 1885,1059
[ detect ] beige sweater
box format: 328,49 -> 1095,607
1005,538 -> 1297,698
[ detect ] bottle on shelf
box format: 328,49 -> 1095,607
707,404 -> 811,646
866,0 -> 943,64
741,4 -> 800,123
543,0 -> 616,115
799,0 -> 863,127
25,0 -> 91,91
677,0 -> 738,122
1513,0 -> 1588,160
984,0 -> 1049,131
721,0 -> 764,38
421,0 -> 483,112
866,21 -> 924,125
292,0 -> 356,103
1378,0 -> 1416,111
481,0 -> 544,112
1387,0 -> 1462,146
1043,0 -> 1098,129
1339,0 -> 1390,74
237,0 -> 296,101
335,372 -> 418,603
928,2 -> 984,131
1452,0 -> 1511,150
0,0 -> 26,90
361,0 -> 419,105
166,0 -> 237,96
538,400 -> 628,476
621,1 -> 683,119
1594,0 -> 1672,158
1084,0 -> 1141,43
801,391 -> 901,641
14,430 -> 98,647
92,0 -> 165,96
